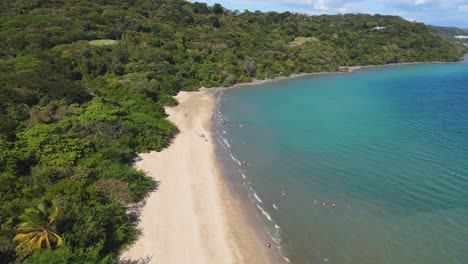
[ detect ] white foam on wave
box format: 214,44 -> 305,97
272,234 -> 281,244
256,204 -> 272,221
284,257 -> 291,263
247,193 -> 257,204
251,192 -> 284,255
253,192 -> 263,203
228,153 -> 243,166
216,94 -> 290,252
221,136 -> 230,148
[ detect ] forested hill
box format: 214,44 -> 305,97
432,26 -> 468,46
0,0 -> 466,263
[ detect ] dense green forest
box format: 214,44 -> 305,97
0,0 -> 466,263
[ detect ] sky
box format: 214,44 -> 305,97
198,0 -> 468,28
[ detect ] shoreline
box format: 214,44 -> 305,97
122,90 -> 272,264
212,91 -> 289,263
215,60 -> 465,92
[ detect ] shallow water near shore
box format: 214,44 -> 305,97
214,58 -> 468,264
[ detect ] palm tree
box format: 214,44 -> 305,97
13,204 -> 63,256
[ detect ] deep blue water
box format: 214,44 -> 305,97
215,59 -> 468,264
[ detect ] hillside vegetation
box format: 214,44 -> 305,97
432,26 -> 468,46
0,0 -> 466,263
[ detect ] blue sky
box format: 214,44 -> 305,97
197,0 -> 468,28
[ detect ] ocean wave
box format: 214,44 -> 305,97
221,136 -> 230,148
271,233 -> 281,245
214,108 -> 286,260
228,153 -> 243,166
256,204 -> 272,221
253,192 -> 263,203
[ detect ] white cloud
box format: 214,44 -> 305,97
379,0 -> 467,11
376,0 -> 468,26
414,0 -> 428,5
458,5 -> 468,12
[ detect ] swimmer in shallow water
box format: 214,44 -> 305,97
266,243 -> 271,248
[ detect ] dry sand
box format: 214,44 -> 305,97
122,90 -> 271,264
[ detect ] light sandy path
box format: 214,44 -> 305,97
122,90 -> 271,264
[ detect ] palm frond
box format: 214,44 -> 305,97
36,234 -> 45,249
13,204 -> 64,256
15,222 -> 41,233
13,232 -> 36,243
50,231 -> 63,247
43,233 -> 51,250
48,207 -> 59,224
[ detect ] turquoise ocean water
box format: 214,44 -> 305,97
214,58 -> 468,264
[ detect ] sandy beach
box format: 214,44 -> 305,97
122,90 -> 271,264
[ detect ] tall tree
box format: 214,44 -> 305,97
13,204 -> 63,257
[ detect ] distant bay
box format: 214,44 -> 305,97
215,58 -> 468,264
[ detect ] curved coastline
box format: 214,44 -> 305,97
208,57 -> 468,263
121,59 -> 467,264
